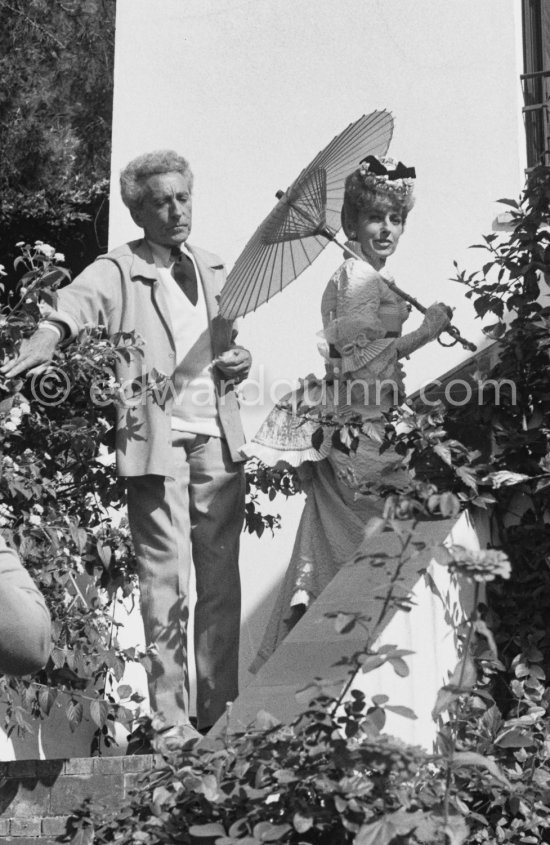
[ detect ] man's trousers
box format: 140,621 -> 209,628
126,433 -> 245,729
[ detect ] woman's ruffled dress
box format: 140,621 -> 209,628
244,249 -> 428,670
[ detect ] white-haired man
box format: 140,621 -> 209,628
1,150 -> 251,741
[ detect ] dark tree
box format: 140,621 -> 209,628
0,0 -> 116,274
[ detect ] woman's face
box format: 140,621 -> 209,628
356,203 -> 404,266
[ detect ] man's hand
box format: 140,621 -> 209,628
0,328 -> 60,378
213,346 -> 252,383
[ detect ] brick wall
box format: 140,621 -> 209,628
0,754 -> 160,844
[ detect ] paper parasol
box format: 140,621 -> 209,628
219,110 -> 393,320
220,111 -> 476,351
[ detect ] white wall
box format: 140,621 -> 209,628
0,0 -> 525,761
109,0 -> 525,710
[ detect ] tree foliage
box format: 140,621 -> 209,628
0,0 -> 115,274
0,243 -> 147,751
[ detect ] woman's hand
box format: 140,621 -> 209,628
422,302 -> 453,339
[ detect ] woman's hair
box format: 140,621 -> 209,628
341,155 -> 416,239
120,150 -> 194,211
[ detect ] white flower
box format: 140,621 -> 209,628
32,504 -> 44,515
18,402 -> 30,415
4,421 -> 17,432
15,241 -> 25,248
54,252 -> 65,263
28,514 -> 41,526
35,243 -> 55,259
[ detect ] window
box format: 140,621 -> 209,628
522,0 -> 550,166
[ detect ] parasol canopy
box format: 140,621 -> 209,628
219,110 -> 394,320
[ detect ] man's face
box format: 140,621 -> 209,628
132,171 -> 193,247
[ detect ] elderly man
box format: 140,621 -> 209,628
1,150 -> 251,739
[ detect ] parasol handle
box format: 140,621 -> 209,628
325,232 -> 477,353
380,277 -> 477,352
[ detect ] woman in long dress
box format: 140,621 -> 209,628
244,156 -> 452,670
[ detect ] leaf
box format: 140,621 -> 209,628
189,823 -> 226,838
451,751 -> 511,786
433,444 -> 453,466
363,706 -> 386,732
228,820 -> 249,838
495,728 -> 535,748
432,687 -> 461,719
432,544 -> 453,566
293,812 -> 313,833
456,465 -> 479,491
217,839 -> 259,845
252,821 -> 291,841
355,819 -> 393,845
197,774 -> 223,802
482,321 -> 506,339
385,704 -> 417,719
334,612 -> 358,634
311,426 -> 324,451
388,656 -> 409,677
66,699 -> 84,731
448,654 -> 478,688
152,785 -> 172,807
96,540 -> 112,568
439,491 -> 461,518
90,699 -> 109,728
358,654 -> 386,673
38,687 -> 56,716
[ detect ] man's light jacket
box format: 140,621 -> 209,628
46,239 -> 246,476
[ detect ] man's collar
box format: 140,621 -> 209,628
147,239 -> 192,267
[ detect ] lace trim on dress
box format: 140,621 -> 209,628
240,395 -> 333,467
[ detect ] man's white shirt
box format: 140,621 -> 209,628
149,241 -> 223,438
